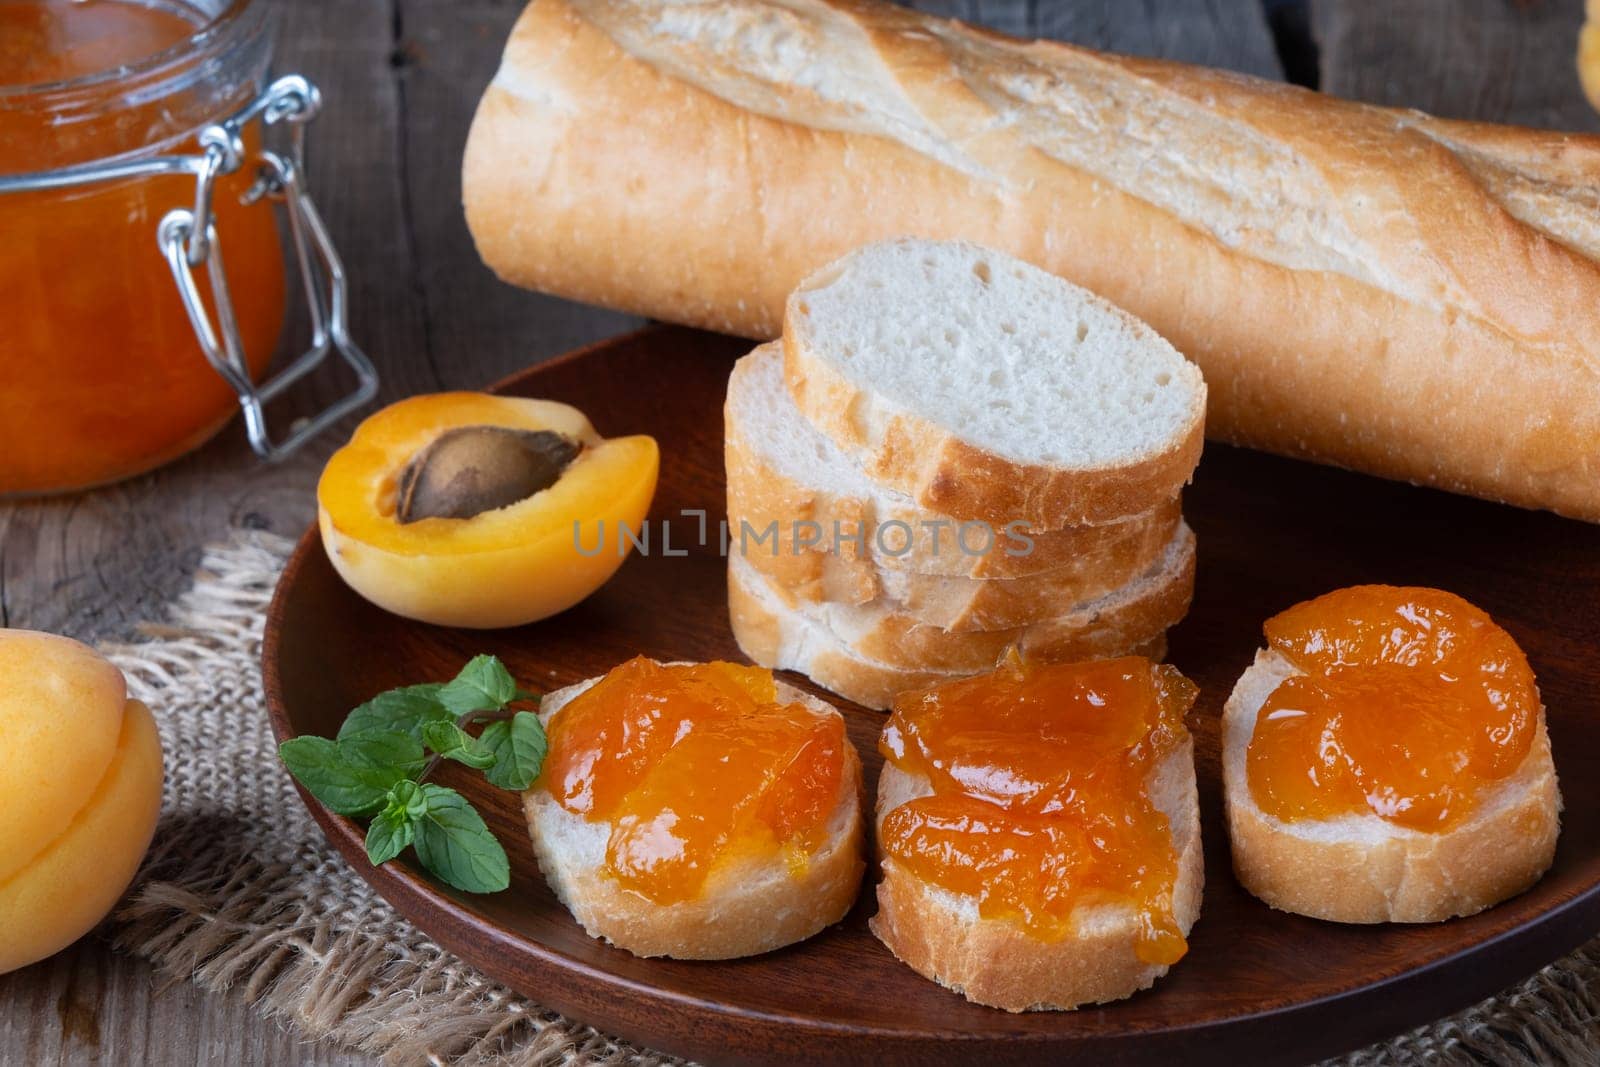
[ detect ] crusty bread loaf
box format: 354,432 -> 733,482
725,343 -> 1183,621
464,0 -> 1600,521
870,742 -> 1203,1010
728,552 -> 1169,709
782,240 -> 1205,527
524,670 -> 865,958
1222,648 -> 1562,923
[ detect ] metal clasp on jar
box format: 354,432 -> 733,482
0,74 -> 376,462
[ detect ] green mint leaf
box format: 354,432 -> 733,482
278,736 -> 396,816
412,784 -> 510,893
422,719 -> 497,770
339,683 -> 451,743
388,779 -> 428,818
513,688 -> 542,705
366,806 -> 415,865
437,655 -> 518,716
365,782 -> 429,867
481,711 -> 548,790
338,729 -> 427,778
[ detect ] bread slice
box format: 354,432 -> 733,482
523,669 -> 865,959
729,553 -> 1168,710
782,239 -> 1206,527
1222,648 -> 1562,923
726,344 -> 1183,608
730,522 -> 1192,672
864,552 -> 1185,634
736,534 -> 1188,634
870,742 -> 1203,1011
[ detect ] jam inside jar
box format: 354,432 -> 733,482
0,0 -> 287,494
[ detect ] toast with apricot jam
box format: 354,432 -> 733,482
523,658 -> 865,959
870,656 -> 1204,1011
1222,587 -> 1561,923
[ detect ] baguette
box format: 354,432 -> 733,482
1222,648 -> 1561,923
781,240 -> 1205,527
524,668 -> 865,958
465,0 -> 1600,521
728,551 -> 1168,709
871,744 -> 1202,1011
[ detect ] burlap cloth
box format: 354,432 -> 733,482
101,530 -> 1600,1066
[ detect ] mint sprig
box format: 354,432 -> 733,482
277,655 -> 544,893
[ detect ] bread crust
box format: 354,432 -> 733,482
464,0 -> 1600,521
728,553 -> 1166,709
869,746 -> 1203,1011
524,672 -> 866,958
1222,649 -> 1562,924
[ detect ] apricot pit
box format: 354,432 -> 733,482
397,426 -> 581,523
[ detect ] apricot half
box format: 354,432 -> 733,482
318,392 -> 660,628
0,631 -> 164,975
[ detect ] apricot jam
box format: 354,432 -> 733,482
1247,586 -> 1538,832
539,658 -> 847,904
0,0 -> 285,494
879,655 -> 1197,964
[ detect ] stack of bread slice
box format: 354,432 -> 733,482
727,239 -> 1206,709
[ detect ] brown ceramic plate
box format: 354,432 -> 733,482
264,326 -> 1600,1066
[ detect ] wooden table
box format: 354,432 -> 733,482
1,1 -> 1593,1062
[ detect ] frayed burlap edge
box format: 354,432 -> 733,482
102,530 -> 1598,1066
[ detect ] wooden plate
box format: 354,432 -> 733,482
264,326 -> 1600,1066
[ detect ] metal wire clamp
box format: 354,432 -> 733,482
0,74 -> 378,462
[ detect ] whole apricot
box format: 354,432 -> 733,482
0,630 -> 164,974
318,393 -> 659,628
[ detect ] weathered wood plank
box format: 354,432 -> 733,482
1315,0 -> 1600,131
396,0 -> 644,387
0,936 -> 365,1067
911,0 -> 1285,77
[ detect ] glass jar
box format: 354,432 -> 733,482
0,0 -> 374,496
